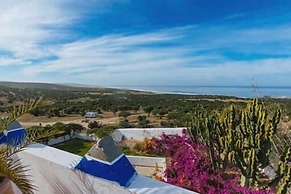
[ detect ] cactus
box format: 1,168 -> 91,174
187,99 -> 282,188
270,147 -> 291,194
230,99 -> 280,187
187,110 -> 224,170
277,166 -> 291,194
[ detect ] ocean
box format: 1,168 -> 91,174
116,86 -> 291,98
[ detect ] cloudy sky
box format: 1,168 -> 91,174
1,0 -> 291,87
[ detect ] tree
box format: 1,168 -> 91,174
143,106 -> 154,117
158,109 -> 168,119
152,109 -> 158,117
119,119 -> 133,128
95,126 -> 116,138
29,107 -> 44,117
137,115 -> 150,128
118,111 -> 131,120
65,123 -> 84,136
111,106 -> 118,116
0,99 -> 58,193
88,121 -> 102,129
132,105 -> 140,113
160,121 -> 174,127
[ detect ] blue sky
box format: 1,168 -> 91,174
1,0 -> 291,87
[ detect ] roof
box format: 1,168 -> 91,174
16,144 -> 131,194
0,120 -> 26,145
76,155 -> 137,187
22,143 -> 83,167
16,143 -> 197,194
76,136 -> 137,187
3,120 -> 23,131
128,175 -> 196,194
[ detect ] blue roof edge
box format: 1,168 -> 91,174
75,154 -> 137,187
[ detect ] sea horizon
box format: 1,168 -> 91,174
112,85 -> 291,98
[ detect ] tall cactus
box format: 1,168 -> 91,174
187,110 -> 225,170
188,99 -> 283,188
272,147 -> 291,194
231,99 -> 280,187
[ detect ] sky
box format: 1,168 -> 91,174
1,0 -> 291,87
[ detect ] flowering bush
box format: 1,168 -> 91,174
145,130 -> 273,194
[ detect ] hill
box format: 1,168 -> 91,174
0,81 -> 99,91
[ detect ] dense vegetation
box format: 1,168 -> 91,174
1,82 -> 291,130
139,100 -> 291,193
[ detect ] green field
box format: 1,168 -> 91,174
53,139 -> 95,156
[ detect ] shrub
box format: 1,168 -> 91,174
86,128 -> 99,135
95,126 -> 116,138
146,130 -> 273,194
88,121 -> 102,129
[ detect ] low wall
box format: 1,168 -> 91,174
126,155 -> 166,168
47,133 -> 95,146
75,133 -> 95,141
112,127 -> 186,142
47,134 -> 72,146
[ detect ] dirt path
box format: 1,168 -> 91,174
18,113 -> 121,128
17,110 -> 163,129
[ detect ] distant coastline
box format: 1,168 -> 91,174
112,85 -> 291,98
1,81 -> 291,99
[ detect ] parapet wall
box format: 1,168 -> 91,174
47,133 -> 95,145
127,155 -> 166,168
112,127 -> 186,142
126,155 -> 166,178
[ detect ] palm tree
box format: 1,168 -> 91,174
0,98 -> 57,194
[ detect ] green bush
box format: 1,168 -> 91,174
86,128 -> 99,135
95,125 -> 116,138
88,121 -> 102,129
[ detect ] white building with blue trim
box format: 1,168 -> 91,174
1,122 -> 197,194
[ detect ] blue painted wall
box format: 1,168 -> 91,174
75,155 -> 137,187
0,128 -> 26,145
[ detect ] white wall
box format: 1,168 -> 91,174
127,155 -> 166,168
75,133 -> 95,141
16,145 -> 131,194
47,134 -> 72,145
47,133 -> 95,146
112,128 -> 187,142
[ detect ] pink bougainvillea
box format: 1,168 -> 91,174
146,130 -> 273,194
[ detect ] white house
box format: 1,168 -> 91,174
14,143 -> 197,194
1,123 -> 197,194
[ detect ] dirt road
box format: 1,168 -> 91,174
18,113 -> 120,128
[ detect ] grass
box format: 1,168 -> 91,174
53,139 -> 95,156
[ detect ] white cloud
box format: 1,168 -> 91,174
0,1 -> 77,59
1,1 -> 291,86
0,0 -> 116,62
22,23 -> 291,72
41,54 -> 291,86
0,57 -> 31,66
21,29 -> 194,75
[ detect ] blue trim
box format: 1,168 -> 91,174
75,155 -> 137,187
0,128 -> 26,146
